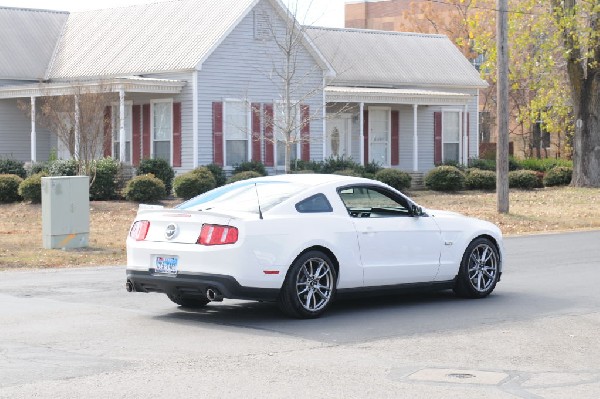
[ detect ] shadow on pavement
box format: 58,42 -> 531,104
152,288 -> 570,344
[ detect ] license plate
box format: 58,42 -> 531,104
154,256 -> 178,275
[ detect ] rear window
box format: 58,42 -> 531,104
177,180 -> 308,213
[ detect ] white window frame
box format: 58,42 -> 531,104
150,98 -> 174,165
368,106 -> 391,166
111,100 -> 133,163
442,109 -> 463,164
223,99 -> 251,168
274,101 -> 301,170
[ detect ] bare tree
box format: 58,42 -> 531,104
20,84 -> 117,179
250,1 -> 351,173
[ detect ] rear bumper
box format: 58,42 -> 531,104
126,270 -> 279,301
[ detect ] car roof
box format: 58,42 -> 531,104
251,173 -> 371,186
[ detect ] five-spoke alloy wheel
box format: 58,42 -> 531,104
279,250 -> 337,318
454,237 -> 500,298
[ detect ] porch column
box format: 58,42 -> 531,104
74,94 -> 80,160
463,104 -> 469,165
192,70 -> 199,168
359,102 -> 364,166
119,88 -> 126,163
412,104 -> 418,172
30,96 -> 36,162
322,76 -> 327,161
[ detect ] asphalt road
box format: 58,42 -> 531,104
1,231 -> 599,398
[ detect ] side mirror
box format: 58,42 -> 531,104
411,204 -> 423,217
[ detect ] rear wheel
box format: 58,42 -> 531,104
454,237 -> 500,298
278,251 -> 337,319
167,293 -> 210,308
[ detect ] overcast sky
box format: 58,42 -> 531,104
1,0 -> 346,27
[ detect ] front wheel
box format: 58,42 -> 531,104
453,237 -> 500,298
278,251 -> 337,319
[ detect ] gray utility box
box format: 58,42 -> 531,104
42,176 -> 90,249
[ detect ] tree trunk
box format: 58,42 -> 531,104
571,70 -> 600,187
284,141 -> 291,174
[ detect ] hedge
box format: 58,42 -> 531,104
374,168 -> 411,191
124,174 -> 166,202
424,166 -> 465,191
543,166 -> 573,186
0,174 -> 23,203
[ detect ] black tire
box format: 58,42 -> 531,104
453,237 -> 500,298
278,250 -> 337,319
167,293 -> 210,308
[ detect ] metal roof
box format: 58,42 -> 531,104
306,27 -> 487,89
47,0 -> 258,79
0,7 -> 68,80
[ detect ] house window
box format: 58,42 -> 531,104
274,102 -> 299,169
368,107 -> 390,166
152,99 -> 172,164
443,111 -> 461,163
224,100 -> 249,166
111,102 -> 132,163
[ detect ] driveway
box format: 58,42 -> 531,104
1,231 -> 599,398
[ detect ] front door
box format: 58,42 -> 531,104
338,185 -> 442,286
368,107 -> 390,166
327,116 -> 351,158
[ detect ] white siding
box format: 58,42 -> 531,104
196,0 -> 325,171
0,99 -> 54,162
136,71 -> 194,174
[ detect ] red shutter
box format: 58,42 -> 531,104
251,103 -> 261,162
434,111 -> 442,165
172,102 -> 182,167
103,106 -> 112,157
212,102 -> 224,166
391,110 -> 399,166
363,109 -> 369,164
264,104 -> 274,166
132,105 -> 141,166
142,104 -> 151,159
300,104 -> 310,161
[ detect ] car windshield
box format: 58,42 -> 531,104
177,180 -> 308,213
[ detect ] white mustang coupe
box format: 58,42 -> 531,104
126,174 -> 503,318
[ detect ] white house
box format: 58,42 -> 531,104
0,0 -> 486,177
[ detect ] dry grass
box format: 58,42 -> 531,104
411,187 -> 600,235
1,187 -> 599,270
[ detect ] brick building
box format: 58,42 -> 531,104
346,0 -> 459,35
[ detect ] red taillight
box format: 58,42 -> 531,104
129,220 -> 150,241
198,224 -> 238,245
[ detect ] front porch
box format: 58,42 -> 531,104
0,77 -> 185,165
324,86 -> 477,174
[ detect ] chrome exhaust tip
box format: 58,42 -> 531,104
206,287 -> 223,302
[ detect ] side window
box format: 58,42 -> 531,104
338,186 -> 410,218
295,194 -> 333,213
